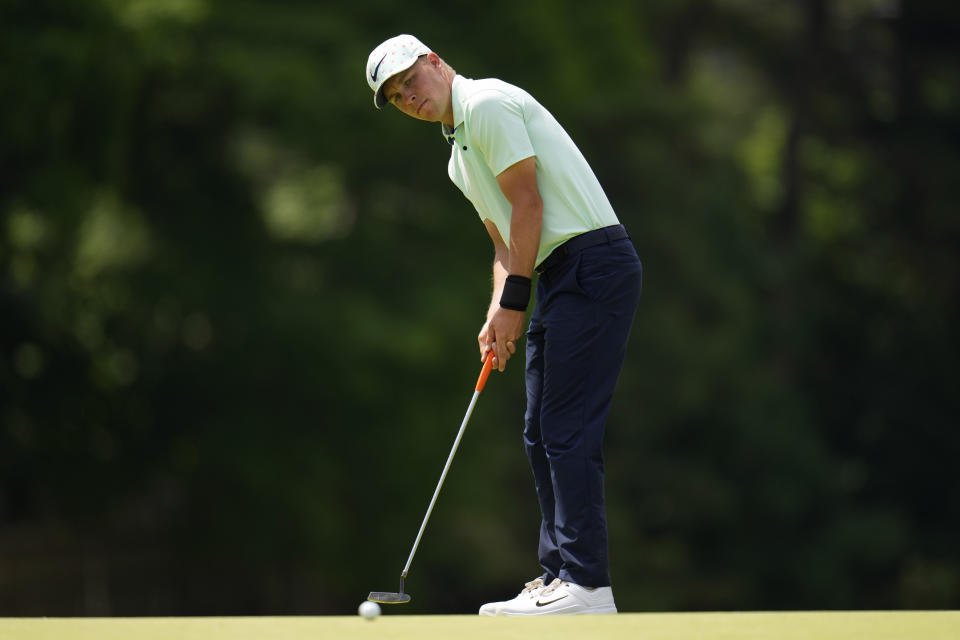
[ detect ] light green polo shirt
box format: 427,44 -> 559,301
442,75 -> 620,267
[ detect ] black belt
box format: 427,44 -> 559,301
535,224 -> 629,274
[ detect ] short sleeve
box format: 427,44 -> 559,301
465,90 -> 536,176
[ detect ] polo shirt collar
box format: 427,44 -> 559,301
441,75 -> 467,140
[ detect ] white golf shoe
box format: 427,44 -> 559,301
478,577 -> 547,616
491,578 -> 617,616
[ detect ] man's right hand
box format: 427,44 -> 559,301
478,314 -> 520,372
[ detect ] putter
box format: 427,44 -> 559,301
368,352 -> 495,604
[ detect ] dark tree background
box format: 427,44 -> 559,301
1,0 -> 957,615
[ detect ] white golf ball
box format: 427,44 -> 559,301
358,600 -> 381,620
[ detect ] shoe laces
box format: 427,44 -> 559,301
538,578 -> 565,597
521,577 -> 546,598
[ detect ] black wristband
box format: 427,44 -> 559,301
499,275 -> 532,311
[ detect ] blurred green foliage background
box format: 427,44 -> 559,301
1,0 -> 958,616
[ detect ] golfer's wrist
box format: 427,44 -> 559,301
499,275 -> 531,311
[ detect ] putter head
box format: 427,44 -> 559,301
368,591 -> 412,604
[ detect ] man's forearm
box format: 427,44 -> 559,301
488,203 -> 541,319
507,202 -> 542,278
487,249 -> 510,321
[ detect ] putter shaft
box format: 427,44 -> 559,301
400,354 -> 493,582
401,388 -> 481,578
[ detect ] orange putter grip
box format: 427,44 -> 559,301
476,352 -> 494,392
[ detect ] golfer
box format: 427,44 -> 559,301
366,35 -> 642,616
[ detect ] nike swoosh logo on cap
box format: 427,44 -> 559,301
371,54 -> 387,82
535,595 -> 569,607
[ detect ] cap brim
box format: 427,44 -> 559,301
374,89 -> 387,109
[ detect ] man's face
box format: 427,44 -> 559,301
382,54 -> 450,123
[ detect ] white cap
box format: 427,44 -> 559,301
366,34 -> 431,109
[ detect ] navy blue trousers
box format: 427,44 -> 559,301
524,236 -> 642,588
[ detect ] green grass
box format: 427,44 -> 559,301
2,611 -> 957,640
